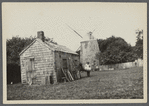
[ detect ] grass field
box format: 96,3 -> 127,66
7,67 -> 143,100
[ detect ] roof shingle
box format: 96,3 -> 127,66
44,41 -> 78,55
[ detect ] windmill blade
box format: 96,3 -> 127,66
92,29 -> 96,34
92,29 -> 95,33
66,24 -> 83,38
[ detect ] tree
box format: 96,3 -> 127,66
133,29 -> 143,59
7,36 -> 34,65
97,36 -> 136,65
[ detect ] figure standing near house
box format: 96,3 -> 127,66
84,62 -> 91,77
92,60 -> 96,71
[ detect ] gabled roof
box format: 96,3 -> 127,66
19,39 -> 36,56
19,38 -> 78,56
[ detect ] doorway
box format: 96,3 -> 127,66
25,58 -> 35,85
63,59 -> 67,69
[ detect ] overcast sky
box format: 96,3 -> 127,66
3,3 -> 147,51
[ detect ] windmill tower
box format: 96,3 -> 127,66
66,24 -> 100,70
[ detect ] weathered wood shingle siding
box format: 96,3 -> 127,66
20,40 -> 56,85
54,51 -> 61,82
54,51 -> 79,82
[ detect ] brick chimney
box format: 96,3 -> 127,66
37,31 -> 45,42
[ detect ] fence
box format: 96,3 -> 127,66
99,59 -> 143,71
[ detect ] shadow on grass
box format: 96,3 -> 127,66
80,73 -> 98,80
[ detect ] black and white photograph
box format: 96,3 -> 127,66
2,2 -> 147,104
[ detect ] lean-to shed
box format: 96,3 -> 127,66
19,31 -> 79,85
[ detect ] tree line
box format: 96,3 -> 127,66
6,30 -> 143,84
97,32 -> 143,65
7,31 -> 143,66
6,31 -> 143,65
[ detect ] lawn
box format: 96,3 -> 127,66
7,67 -> 143,100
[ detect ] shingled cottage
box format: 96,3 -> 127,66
19,31 -> 79,85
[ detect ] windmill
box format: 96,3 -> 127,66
66,24 -> 100,71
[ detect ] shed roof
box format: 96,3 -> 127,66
44,41 -> 78,55
19,38 -> 78,56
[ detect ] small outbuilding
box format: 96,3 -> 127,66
19,31 -> 79,85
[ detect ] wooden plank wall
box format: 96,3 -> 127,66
55,51 -> 79,82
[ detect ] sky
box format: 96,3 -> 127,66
2,3 -> 147,51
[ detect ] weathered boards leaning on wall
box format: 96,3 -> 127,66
80,39 -> 100,70
19,31 -> 79,85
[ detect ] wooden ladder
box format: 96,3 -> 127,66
61,68 -> 70,82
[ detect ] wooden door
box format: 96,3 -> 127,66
63,59 -> 67,69
61,59 -> 68,79
24,59 -> 30,84
25,58 -> 35,85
